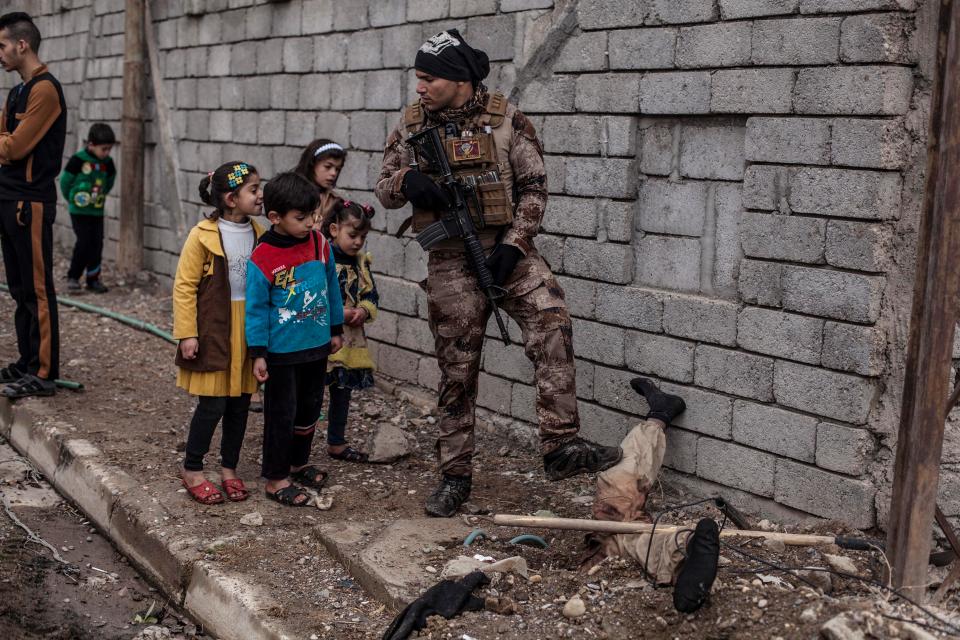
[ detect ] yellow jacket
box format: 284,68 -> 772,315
172,217 -> 265,371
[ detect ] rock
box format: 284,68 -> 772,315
571,495 -> 594,505
800,607 -> 818,623
485,596 -> 518,615
463,502 -> 489,515
799,568 -> 833,593
314,495 -> 334,510
757,519 -> 775,531
763,537 -> 787,553
718,555 -> 732,566
821,612 -> 866,640
562,595 -> 586,619
240,512 -> 263,527
528,574 -> 542,583
757,599 -> 768,608
901,623 -> 937,640
824,553 -> 858,575
133,626 -> 172,640
367,424 -> 413,463
363,404 -> 381,418
532,509 -> 556,518
440,555 -> 529,580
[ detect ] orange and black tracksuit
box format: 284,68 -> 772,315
0,64 -> 67,381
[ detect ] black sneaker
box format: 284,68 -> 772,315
543,437 -> 622,481
673,518 -> 720,613
424,474 -> 472,518
2,374 -> 56,399
66,278 -> 81,291
630,377 -> 686,424
0,363 -> 23,383
86,279 -> 108,293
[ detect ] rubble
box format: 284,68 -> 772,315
367,423 -> 413,463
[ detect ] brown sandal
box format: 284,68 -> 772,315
221,478 -> 250,502
183,479 -> 224,505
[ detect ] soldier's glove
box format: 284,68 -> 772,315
402,170 -> 451,211
485,244 -> 524,286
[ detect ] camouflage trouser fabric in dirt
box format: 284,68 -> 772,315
426,248 -> 579,476
594,419 -> 690,585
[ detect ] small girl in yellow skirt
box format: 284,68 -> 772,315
322,200 -> 378,462
173,161 -> 264,504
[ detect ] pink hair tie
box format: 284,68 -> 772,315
207,171 -> 214,178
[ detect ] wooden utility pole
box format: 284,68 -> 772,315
886,0 -> 960,601
118,0 -> 145,274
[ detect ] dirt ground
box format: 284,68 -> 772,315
0,439 -> 207,639
1,259 -> 959,639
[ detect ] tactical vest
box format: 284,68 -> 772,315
402,91 -> 515,233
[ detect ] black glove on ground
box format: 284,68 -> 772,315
401,170 -> 450,211
382,570 -> 489,640
485,244 -> 524,286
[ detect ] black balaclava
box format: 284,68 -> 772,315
414,29 -> 490,85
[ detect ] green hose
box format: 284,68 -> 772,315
0,283 -> 176,345
55,379 -> 84,390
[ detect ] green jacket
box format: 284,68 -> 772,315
59,148 -> 116,216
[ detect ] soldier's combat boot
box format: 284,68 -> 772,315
630,377 -> 686,424
673,518 -> 720,613
543,437 -> 622,481
425,474 -> 472,518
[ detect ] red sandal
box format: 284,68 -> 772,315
183,479 -> 224,505
221,478 -> 250,502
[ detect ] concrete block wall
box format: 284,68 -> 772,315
7,0 -> 944,529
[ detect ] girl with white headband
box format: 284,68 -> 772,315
294,138 -> 347,224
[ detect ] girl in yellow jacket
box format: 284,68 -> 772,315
173,161 -> 264,505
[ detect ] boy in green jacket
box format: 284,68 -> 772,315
60,122 -> 116,292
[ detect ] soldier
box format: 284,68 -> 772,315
376,29 -> 622,517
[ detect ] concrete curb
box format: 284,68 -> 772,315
0,399 -> 294,640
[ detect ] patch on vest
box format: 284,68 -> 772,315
452,138 -> 482,161
420,31 -> 461,55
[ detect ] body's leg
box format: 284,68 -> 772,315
593,419 -> 667,522
183,396 -> 228,473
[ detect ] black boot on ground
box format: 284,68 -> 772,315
673,518 -> 720,613
425,474 -> 472,518
543,437 -> 623,481
630,377 -> 686,424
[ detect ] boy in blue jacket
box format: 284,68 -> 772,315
246,172 -> 344,506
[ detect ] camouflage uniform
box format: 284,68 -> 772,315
375,89 -> 579,477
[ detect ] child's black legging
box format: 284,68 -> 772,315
183,394 -> 251,471
67,214 -> 104,282
326,383 -> 351,446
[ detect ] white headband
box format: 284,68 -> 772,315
314,142 -> 344,156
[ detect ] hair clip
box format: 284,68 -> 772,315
314,142 -> 344,156
226,163 -> 250,188
207,171 -> 214,178
361,203 -> 375,218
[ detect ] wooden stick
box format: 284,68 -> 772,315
492,514 -> 839,547
118,0 -> 146,274
887,0 -> 960,601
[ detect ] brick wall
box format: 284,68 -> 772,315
8,0 -> 947,529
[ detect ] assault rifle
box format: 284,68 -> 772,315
406,124 -> 511,346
